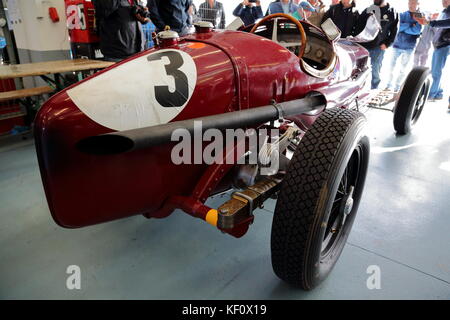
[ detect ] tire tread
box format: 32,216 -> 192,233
271,108 -> 365,289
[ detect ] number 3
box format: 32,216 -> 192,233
148,51 -> 189,108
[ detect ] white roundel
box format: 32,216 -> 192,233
67,49 -> 197,131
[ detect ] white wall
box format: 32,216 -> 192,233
7,0 -> 70,52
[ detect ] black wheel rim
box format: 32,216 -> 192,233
411,81 -> 428,124
321,144 -> 363,259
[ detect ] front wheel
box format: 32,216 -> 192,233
393,67 -> 431,135
271,108 -> 370,290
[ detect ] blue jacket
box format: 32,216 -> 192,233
142,21 -> 156,48
393,11 -> 422,50
233,4 -> 263,26
267,2 -> 298,15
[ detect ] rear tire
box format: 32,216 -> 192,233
271,108 -> 370,290
393,67 -> 431,135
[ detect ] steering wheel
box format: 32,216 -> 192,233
250,13 -> 307,59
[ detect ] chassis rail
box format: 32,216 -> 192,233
77,95 -> 327,155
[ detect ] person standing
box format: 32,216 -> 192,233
305,0 -> 326,26
139,1 -> 156,49
293,0 -> 324,11
414,24 -> 436,67
198,0 -> 226,29
233,1 -> 263,26
360,0 -> 399,90
93,0 -> 146,61
147,0 -> 192,36
427,0 -> 450,102
423,11 -> 450,110
321,0 -> 360,38
385,0 -> 422,92
267,0 -> 298,15
292,2 -> 316,21
188,3 -> 199,25
413,12 -> 445,67
141,18 -> 156,49
0,29 -> 6,63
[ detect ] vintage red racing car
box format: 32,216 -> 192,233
34,14 -> 431,290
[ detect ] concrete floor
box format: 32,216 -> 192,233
1,101 -> 450,300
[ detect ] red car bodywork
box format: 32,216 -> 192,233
34,23 -> 371,232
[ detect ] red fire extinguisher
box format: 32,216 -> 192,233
49,7 -> 60,23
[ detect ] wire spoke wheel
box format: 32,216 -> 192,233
394,67 -> 431,135
271,108 -> 370,290
411,82 -> 428,124
321,145 -> 362,259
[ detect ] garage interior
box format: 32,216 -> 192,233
0,0 -> 449,300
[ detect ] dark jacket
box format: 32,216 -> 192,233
430,18 -> 450,29
147,0 -> 192,34
360,3 -> 399,50
322,2 -> 360,38
392,11 -> 422,50
93,0 -> 144,60
433,6 -> 450,49
233,3 -> 263,27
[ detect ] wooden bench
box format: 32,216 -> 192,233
0,86 -> 54,103
0,60 -> 114,136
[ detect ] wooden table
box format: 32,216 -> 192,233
0,59 -> 114,79
0,59 -> 115,90
0,59 -> 115,131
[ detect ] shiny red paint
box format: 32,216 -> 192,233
34,24 -> 370,229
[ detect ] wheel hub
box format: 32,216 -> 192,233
417,95 -> 425,107
340,186 -> 355,217
321,144 -> 364,259
343,196 -> 354,216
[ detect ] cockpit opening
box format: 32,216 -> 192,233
250,15 -> 336,78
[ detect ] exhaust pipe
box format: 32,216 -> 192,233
77,96 -> 326,155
